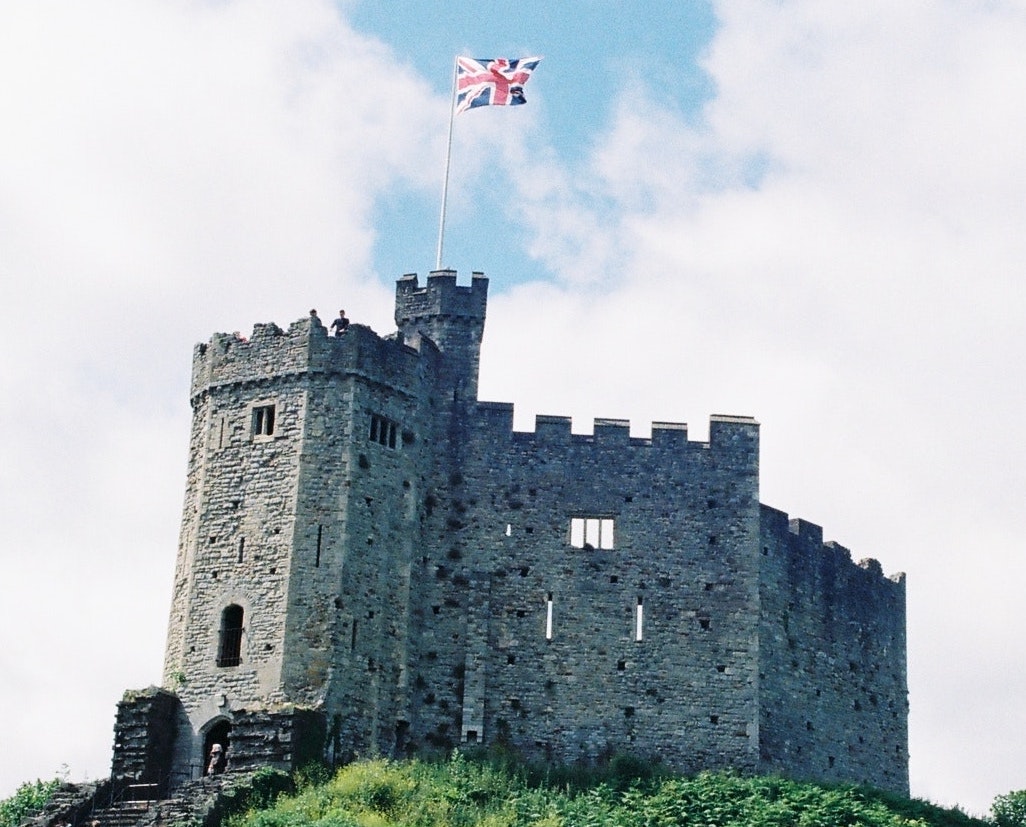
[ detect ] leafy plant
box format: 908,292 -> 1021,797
993,789 -> 1026,827
0,778 -> 61,827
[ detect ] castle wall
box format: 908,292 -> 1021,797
758,506 -> 908,793
148,269 -> 908,793
406,405 -> 764,774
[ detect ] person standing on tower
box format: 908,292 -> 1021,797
331,309 -> 350,336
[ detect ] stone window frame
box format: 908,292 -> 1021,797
369,413 -> 398,449
569,516 -> 615,550
250,400 -> 277,441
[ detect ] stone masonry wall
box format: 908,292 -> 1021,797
405,404 -> 764,774
111,687 -> 179,784
758,506 -> 908,793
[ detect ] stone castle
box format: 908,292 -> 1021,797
110,270 -> 908,795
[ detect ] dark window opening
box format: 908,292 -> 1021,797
369,414 -> 398,448
465,730 -> 478,743
252,404 -> 275,437
217,605 -> 244,667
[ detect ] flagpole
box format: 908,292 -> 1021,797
435,57 -> 458,271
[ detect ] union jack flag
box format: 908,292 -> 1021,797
455,56 -> 542,114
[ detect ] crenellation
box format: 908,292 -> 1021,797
593,418 -> 631,445
118,268 -> 906,795
789,517 -> 823,546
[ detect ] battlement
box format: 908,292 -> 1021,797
189,314 -> 425,401
394,269 -> 488,327
477,408 -> 759,453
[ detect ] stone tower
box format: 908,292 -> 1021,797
111,269 -> 908,795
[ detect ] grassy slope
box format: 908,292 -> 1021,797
227,756 -> 988,827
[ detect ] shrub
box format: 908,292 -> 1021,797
0,778 -> 61,827
993,790 -> 1026,827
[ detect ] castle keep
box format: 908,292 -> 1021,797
112,270 -> 908,794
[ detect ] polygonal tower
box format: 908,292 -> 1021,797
125,271 -> 487,784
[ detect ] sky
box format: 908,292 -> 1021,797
1,0 -> 1025,816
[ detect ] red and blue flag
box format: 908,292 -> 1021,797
456,56 -> 542,114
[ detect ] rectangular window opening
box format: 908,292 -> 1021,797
315,524 -> 323,568
252,404 -> 276,438
635,596 -> 644,642
570,516 -> 615,549
237,536 -> 245,563
369,414 -> 398,449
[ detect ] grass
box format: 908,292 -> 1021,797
224,753 -> 988,827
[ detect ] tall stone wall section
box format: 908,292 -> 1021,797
142,269 -> 907,794
406,407 -> 764,773
758,506 -> 908,792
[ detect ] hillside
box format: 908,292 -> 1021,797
223,755 -> 985,827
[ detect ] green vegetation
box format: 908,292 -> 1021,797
991,789 -> 1026,827
0,778 -> 61,827
225,754 -> 986,827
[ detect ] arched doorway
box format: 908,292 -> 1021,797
202,719 -> 231,775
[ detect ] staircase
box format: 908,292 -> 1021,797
27,775 -> 236,827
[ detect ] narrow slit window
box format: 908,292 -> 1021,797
635,596 -> 644,642
315,524 -> 323,568
570,517 -> 615,549
545,592 -> 554,640
252,404 -> 276,438
217,605 -> 244,667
